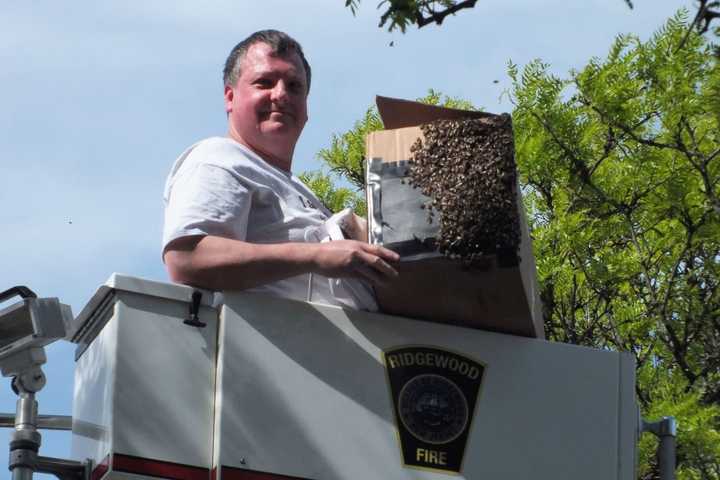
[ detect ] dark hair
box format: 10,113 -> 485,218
223,30 -> 311,93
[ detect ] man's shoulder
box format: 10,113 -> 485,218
166,137 -> 296,198
169,136 -> 270,176
184,136 -> 255,166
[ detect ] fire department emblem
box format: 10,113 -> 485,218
384,346 -> 485,474
399,374 -> 469,444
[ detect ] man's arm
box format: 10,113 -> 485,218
164,235 -> 399,292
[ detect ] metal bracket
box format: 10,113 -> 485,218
0,414 -> 72,431
183,290 -> 206,328
641,416 -> 677,480
36,455 -> 91,480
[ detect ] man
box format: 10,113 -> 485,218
162,30 -> 398,310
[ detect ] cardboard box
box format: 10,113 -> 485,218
366,96 -> 543,338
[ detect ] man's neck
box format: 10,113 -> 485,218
228,132 -> 293,172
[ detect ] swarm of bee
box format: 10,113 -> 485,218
407,115 -> 521,265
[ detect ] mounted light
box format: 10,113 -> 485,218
0,286 -> 71,378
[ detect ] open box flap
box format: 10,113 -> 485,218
376,95 -> 493,129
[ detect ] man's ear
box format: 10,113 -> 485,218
224,85 -> 233,113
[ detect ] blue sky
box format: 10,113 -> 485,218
0,0 -> 694,476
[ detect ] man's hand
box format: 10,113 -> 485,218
311,240 -> 399,285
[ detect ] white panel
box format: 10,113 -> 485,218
72,275 -> 219,478
112,291 -> 217,469
216,293 -> 635,480
216,296 -> 413,480
71,303 -> 116,464
617,353 -> 638,480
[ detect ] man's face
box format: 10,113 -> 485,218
225,42 -> 309,170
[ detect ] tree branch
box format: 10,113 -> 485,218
414,0 -> 478,27
677,0 -> 720,51
527,108 -> 621,213
673,121 -> 720,215
696,0 -> 720,33
583,100 -> 677,151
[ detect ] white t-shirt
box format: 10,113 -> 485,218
162,136 -> 377,311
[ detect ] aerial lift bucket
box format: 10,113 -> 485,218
62,274 -> 641,480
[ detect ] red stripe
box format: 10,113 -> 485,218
91,455 -> 110,480
113,453 -> 208,480
221,465 -> 313,480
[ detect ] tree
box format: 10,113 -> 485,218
510,11 -> 719,478
309,10 -> 720,478
298,170 -> 367,215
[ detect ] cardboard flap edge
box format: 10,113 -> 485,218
376,95 -> 494,129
